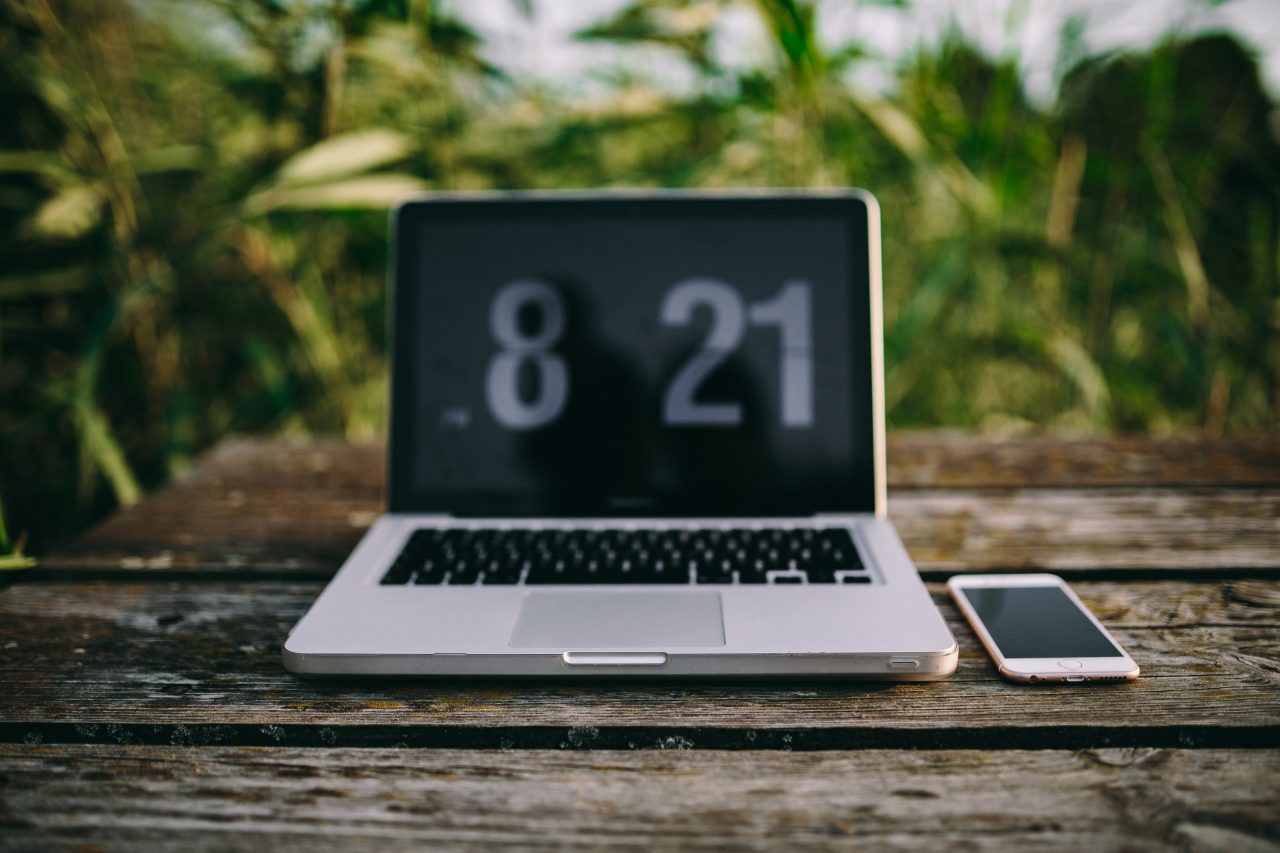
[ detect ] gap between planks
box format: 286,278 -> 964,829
14,565 -> 1280,585
2,722 -> 1278,752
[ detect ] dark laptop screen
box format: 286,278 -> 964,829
390,194 -> 876,516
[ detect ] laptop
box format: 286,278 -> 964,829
283,190 -> 958,678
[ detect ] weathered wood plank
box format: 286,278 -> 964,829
892,488 -> 1280,572
128,432 -> 1280,495
37,437 -> 1280,576
38,487 -> 1280,575
0,745 -> 1276,850
40,439 -> 384,577
0,580 -> 1275,746
888,432 -> 1280,489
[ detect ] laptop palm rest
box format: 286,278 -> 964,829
508,592 -> 726,648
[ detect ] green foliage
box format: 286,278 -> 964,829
0,492 -> 36,571
1,0 -> 1277,553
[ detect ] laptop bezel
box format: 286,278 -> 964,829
387,190 -> 884,518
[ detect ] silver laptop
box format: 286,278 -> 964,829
283,190 -> 957,679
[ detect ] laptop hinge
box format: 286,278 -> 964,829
813,512 -> 876,523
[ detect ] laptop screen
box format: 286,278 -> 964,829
390,194 -> 877,516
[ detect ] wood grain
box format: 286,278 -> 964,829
891,488 -> 1280,572
0,745 -> 1276,850
1,580 -> 1275,748
8,435 -> 1280,848
37,437 -> 1280,577
887,432 -> 1280,489
39,440 -> 383,577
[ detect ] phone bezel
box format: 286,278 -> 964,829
947,573 -> 1139,684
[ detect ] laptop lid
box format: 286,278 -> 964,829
389,191 -> 883,517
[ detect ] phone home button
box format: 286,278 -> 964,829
1058,659 -> 1083,670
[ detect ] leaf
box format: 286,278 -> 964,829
852,92 -> 928,159
576,1 -> 716,69
0,493 -> 12,552
1,474 -> 38,571
1047,332 -> 1112,426
244,174 -> 427,214
24,183 -> 104,240
852,90 -> 997,218
131,145 -> 205,174
0,150 -> 73,184
275,129 -> 413,186
0,266 -> 92,299
1143,139 -> 1210,331
74,398 -> 143,508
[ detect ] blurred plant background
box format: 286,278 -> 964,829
1,0 -> 1278,557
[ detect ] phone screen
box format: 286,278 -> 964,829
959,586 -> 1122,658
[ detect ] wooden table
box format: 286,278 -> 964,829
3,434 -> 1278,849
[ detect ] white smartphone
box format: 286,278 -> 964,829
948,573 -> 1139,684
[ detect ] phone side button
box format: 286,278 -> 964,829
888,659 -> 919,670
1057,659 -> 1083,670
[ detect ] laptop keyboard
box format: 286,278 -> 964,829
379,527 -> 872,586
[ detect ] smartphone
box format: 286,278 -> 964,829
948,573 -> 1139,684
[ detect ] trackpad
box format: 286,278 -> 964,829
509,592 -> 725,648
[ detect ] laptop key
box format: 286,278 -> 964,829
644,561 -> 687,584
806,564 -> 836,584
479,558 -> 520,584
525,557 -> 569,584
383,526 -> 873,586
381,565 -> 412,585
447,559 -> 479,585
412,558 -> 447,585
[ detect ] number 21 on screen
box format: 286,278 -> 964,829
484,279 -> 814,430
